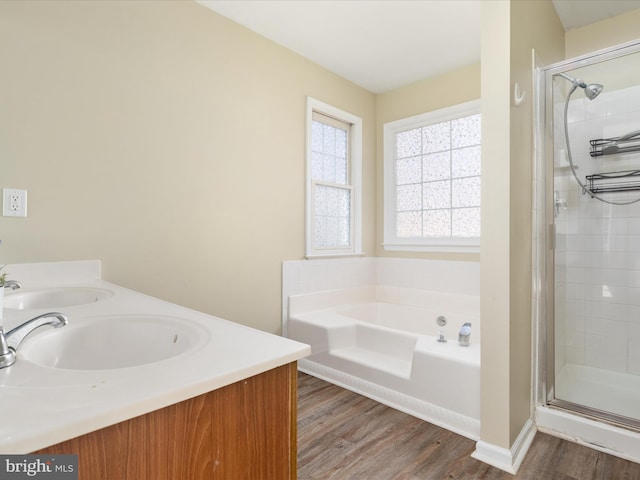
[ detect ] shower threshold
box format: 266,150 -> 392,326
552,363 -> 640,431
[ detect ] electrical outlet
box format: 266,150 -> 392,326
3,189 -> 27,217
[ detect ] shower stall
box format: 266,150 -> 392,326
535,39 -> 640,460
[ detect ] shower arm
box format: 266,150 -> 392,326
558,72 -> 585,88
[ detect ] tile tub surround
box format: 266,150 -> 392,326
0,261 -> 310,453
282,257 -> 480,336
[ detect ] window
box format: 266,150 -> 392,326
306,97 -> 362,257
383,100 -> 481,252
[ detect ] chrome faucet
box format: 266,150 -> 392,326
458,322 -> 472,346
0,312 -> 68,368
3,280 -> 22,290
436,315 -> 447,343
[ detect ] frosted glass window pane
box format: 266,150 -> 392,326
452,177 -> 481,208
386,105 -> 480,246
452,146 -> 481,178
314,184 -> 350,247
397,184 -> 422,211
423,180 -> 450,209
423,152 -> 450,181
325,218 -> 339,246
323,124 -> 336,154
336,159 -> 347,184
312,121 -> 348,185
422,122 -> 450,154
312,121 -> 324,152
323,154 -> 337,183
397,211 -> 422,238
315,185 -> 328,215
423,209 -> 451,237
338,217 -> 350,246
338,188 -> 350,212
326,186 -> 339,213
337,188 -> 351,219
314,216 -> 327,246
312,153 -> 348,185
336,128 -> 347,158
336,154 -> 348,185
451,114 -> 481,148
396,157 -> 421,185
311,152 -> 324,180
396,128 -> 421,159
335,129 -> 347,159
452,208 -> 481,237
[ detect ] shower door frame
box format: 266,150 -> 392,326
534,39 -> 640,430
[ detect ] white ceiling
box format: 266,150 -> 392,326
552,0 -> 640,31
198,0 -> 640,94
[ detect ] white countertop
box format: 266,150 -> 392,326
0,261 -> 310,453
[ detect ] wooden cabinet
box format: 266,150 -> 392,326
35,363 -> 298,479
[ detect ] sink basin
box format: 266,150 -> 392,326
4,287 -> 113,310
19,315 -> 209,370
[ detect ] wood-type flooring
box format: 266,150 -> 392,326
297,372 -> 640,480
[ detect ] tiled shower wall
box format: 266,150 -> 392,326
555,84 -> 640,376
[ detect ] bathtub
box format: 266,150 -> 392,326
287,285 -> 480,440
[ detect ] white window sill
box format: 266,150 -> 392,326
382,243 -> 480,254
305,252 -> 366,260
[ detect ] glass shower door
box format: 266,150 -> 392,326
548,44 -> 640,428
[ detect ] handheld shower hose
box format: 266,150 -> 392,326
559,73 -> 640,206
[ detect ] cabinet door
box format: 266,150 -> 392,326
211,362 -> 297,479
35,363 -> 298,480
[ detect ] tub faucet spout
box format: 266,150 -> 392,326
3,280 -> 21,290
0,312 -> 68,369
458,323 -> 472,347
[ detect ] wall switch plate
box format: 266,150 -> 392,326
3,188 -> 27,217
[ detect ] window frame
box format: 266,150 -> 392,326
306,97 -> 363,258
383,99 -> 481,253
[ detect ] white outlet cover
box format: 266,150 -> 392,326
3,188 -> 27,217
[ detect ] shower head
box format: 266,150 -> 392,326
584,83 -> 604,100
558,72 -> 604,100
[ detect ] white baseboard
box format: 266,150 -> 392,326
471,419 -> 536,474
298,359 -> 480,440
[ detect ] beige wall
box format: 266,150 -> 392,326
480,0 -> 512,449
480,0 -> 564,449
565,8 -> 640,58
508,0 -> 565,446
375,64 -> 481,261
0,0 -> 376,334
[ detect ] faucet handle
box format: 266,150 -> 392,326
0,327 -> 16,368
4,280 -> 22,290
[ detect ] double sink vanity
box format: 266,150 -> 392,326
0,261 -> 310,479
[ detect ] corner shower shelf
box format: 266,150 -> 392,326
585,170 -> 640,194
590,132 -> 640,157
